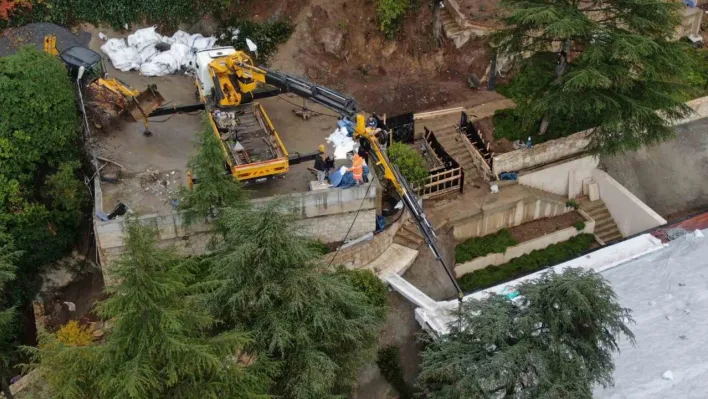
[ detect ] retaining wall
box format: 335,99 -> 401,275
518,155 -> 599,199
95,184 -> 378,285
452,195 -> 571,241
322,211 -> 408,269
591,169 -> 667,236
492,130 -> 592,176
454,213 -> 595,277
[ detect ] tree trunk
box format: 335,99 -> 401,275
538,38 -> 571,135
432,1 -> 443,47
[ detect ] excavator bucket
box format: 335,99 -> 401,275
43,35 -> 59,56
121,84 -> 165,122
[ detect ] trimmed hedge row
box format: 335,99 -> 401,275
455,229 -> 518,264
458,233 -> 595,293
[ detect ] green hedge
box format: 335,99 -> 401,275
376,346 -> 412,399
458,234 -> 595,293
455,229 -> 518,264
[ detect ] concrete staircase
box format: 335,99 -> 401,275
581,200 -> 623,244
440,9 -> 472,48
394,219 -> 425,249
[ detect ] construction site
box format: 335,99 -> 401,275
3,0 -> 708,394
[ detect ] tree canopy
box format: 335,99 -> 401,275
492,0 -> 698,154
178,121 -> 245,225
417,268 -> 634,398
27,220 -> 275,399
209,202 -> 387,398
0,47 -> 85,292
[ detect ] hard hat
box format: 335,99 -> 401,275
318,144 -> 325,153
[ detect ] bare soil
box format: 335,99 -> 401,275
474,115 -> 515,153
508,211 -> 584,243
457,0 -> 504,27
243,0 -> 500,115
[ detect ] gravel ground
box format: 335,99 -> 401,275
0,22 -> 90,57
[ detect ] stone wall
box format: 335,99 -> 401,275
455,213 -> 595,277
492,130 -> 592,176
322,211 -> 408,268
452,194 -> 571,241
95,184 -> 378,285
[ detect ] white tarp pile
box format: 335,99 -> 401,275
100,26 -> 218,76
326,126 -> 356,160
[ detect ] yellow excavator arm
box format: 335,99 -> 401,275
208,51 -> 267,107
43,35 -> 59,56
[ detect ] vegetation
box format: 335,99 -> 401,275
377,0 -> 409,38
1,0 -> 230,29
566,199 -> 579,210
455,229 -> 518,264
457,233 -> 595,292
55,321 -> 92,347
209,202 -> 386,398
491,0 -> 698,154
574,221 -> 586,231
178,121 -> 245,225
216,19 -> 295,64
26,220 -> 275,399
376,345 -> 412,399
0,236 -> 19,398
388,141 -> 429,187
337,267 -> 389,311
418,268 -> 635,398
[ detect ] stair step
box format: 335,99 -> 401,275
589,210 -> 610,221
596,223 -> 620,237
401,224 -> 424,240
582,201 -> 606,212
600,231 -> 623,243
393,235 -> 422,250
594,218 -> 615,230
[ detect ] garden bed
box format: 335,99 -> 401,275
457,233 -> 596,293
507,212 -> 584,242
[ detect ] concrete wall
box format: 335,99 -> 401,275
322,211 -> 407,268
455,214 -> 595,277
676,7 -> 703,38
452,195 -> 571,241
95,184 -> 378,285
518,155 -> 599,199
492,130 -> 592,176
591,169 -> 666,237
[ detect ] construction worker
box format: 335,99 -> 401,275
348,154 -> 364,184
314,144 -> 328,185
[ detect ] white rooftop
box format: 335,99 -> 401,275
387,230 -> 708,398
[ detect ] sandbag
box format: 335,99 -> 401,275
140,51 -> 180,76
100,38 -> 141,72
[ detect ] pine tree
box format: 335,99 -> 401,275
26,220 -> 274,399
209,202 -> 386,398
178,119 -> 246,225
0,234 -> 20,399
417,268 -> 634,398
492,0 -> 698,154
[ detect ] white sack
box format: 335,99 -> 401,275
100,38 -> 141,72
127,26 -> 162,49
140,51 -> 180,76
189,34 -> 217,51
168,43 -> 192,68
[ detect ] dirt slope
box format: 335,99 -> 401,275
247,0 -> 503,114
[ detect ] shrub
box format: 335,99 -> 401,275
377,0 -> 409,39
457,234 -> 595,292
216,19 -> 294,64
56,321 -> 93,347
307,240 -> 331,256
376,345 -> 412,399
337,268 -> 388,311
573,221 -> 586,231
455,229 -> 518,264
566,199 -> 579,209
388,141 -> 429,187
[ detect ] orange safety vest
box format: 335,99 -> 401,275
349,157 -> 364,182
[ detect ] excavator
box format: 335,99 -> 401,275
148,45 -> 465,300
43,35 -> 165,132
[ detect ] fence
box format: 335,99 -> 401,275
461,112 -> 495,181
416,128 -> 464,198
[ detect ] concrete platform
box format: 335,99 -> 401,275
366,243 -> 418,277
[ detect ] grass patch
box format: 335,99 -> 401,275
455,229 -> 518,264
458,233 -> 595,293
